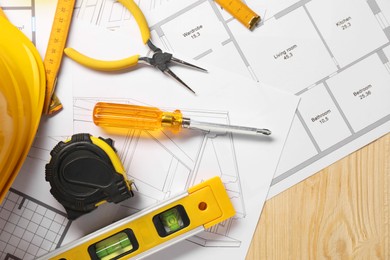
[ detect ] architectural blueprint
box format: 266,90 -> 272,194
0,3 -> 299,259
144,0 -> 390,197
0,188 -> 71,260
3,0 -> 389,258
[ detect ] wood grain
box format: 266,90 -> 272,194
247,133 -> 390,259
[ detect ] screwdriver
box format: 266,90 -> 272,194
93,102 -> 271,136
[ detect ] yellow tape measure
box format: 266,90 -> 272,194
215,0 -> 261,30
43,0 -> 75,114
37,177 -> 235,260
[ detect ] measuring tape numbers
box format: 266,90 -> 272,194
43,0 -> 76,114
38,176 -> 235,260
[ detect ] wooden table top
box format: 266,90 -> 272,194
247,133 -> 390,259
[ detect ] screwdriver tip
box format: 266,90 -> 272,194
257,129 -> 272,135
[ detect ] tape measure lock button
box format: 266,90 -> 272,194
46,133 -> 134,220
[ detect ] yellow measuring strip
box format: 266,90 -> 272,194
215,0 -> 261,30
43,0 -> 76,114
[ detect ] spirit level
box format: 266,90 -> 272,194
37,176 -> 235,260
43,0 -> 76,114
215,0 -> 261,30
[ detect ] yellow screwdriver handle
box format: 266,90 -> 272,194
93,102 -> 184,133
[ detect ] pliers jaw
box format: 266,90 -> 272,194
139,40 -> 207,94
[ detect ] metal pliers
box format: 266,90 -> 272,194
64,0 -> 206,94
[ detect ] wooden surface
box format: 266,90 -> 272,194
247,133 -> 390,259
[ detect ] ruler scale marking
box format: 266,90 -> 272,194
43,0 -> 76,114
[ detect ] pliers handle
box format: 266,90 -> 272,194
64,0 -> 150,71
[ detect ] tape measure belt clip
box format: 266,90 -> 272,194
46,133 -> 134,220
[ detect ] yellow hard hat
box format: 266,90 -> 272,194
0,15 -> 46,201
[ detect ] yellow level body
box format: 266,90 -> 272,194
37,176 -> 235,260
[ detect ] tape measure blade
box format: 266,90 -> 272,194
215,0 -> 261,30
43,0 -> 76,114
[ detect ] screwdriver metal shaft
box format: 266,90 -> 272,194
182,118 -> 271,136
93,102 -> 271,136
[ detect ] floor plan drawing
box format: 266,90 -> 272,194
0,189 -> 71,260
2,0 -> 300,258
248,0 -> 390,196
3,0 -> 387,258
144,0 -> 390,197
